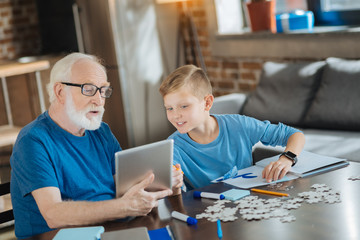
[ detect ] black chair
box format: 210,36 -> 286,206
0,182 -> 14,224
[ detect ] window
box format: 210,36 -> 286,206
213,0 -> 360,35
214,0 -> 244,34
309,0 -> 360,26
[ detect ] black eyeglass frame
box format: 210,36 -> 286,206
61,82 -> 113,98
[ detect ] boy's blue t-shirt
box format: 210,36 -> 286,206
169,114 -> 301,189
10,111 -> 121,239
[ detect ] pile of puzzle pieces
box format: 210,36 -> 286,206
196,183 -> 341,223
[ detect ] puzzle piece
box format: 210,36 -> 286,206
348,176 -> 360,181
280,215 -> 296,223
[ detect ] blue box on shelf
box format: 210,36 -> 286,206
276,10 -> 314,33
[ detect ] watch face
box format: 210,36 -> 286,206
285,151 -> 297,159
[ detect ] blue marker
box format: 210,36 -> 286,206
193,191 -> 225,200
171,211 -> 197,225
217,219 -> 223,239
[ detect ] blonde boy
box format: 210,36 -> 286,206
159,65 -> 305,189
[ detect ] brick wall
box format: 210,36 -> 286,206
0,0 -> 40,60
179,0 -> 264,96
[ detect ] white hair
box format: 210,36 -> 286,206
47,52 -> 106,104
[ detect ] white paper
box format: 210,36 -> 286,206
255,151 -> 348,176
213,165 -> 298,189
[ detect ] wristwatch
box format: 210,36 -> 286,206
280,151 -> 298,166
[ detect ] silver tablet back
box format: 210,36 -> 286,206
115,139 -> 173,198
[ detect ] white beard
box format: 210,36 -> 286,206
65,92 -> 105,131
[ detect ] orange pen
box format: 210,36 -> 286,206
173,165 -> 184,174
251,188 -> 289,197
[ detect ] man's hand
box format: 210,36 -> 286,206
262,156 -> 292,183
171,164 -> 183,195
120,172 -> 173,216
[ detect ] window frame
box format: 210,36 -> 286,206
308,0 -> 360,26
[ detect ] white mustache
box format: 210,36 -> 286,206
88,105 -> 105,113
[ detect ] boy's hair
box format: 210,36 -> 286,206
159,65 -> 212,99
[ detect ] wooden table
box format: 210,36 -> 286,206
27,162 -> 360,240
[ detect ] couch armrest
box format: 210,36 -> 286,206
211,93 -> 247,115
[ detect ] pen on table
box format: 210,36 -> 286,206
217,219 -> 223,239
166,225 -> 175,240
193,191 -> 225,200
171,211 -> 197,225
173,165 -> 184,174
251,188 -> 289,197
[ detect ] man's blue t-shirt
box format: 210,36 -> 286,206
10,111 -> 121,239
169,114 -> 301,189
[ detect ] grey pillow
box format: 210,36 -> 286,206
241,61 -> 325,126
303,58 -> 360,131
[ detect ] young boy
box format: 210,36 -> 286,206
159,65 -> 305,189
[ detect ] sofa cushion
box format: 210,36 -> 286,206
241,61 -> 325,126
303,58 -> 360,131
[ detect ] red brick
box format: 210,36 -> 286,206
218,81 -> 235,89
199,40 -> 209,48
241,62 -> 263,70
7,46 -> 15,52
192,10 -> 206,18
0,2 -> 11,8
240,72 -> 256,81
10,16 -> 29,25
0,38 -> 13,44
196,19 -> 207,28
3,28 -> 13,35
222,61 -> 239,69
238,82 -> 258,91
213,91 -> 234,97
1,11 -> 10,17
205,60 -> 219,68
207,70 -> 219,79
197,29 -> 208,37
202,50 -> 212,57
221,71 -> 239,79
188,0 -> 204,8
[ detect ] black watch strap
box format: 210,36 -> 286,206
280,151 -> 298,167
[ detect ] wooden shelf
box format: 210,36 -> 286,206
0,60 -> 49,77
0,125 -> 21,148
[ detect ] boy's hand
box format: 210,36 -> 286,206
171,164 -> 183,195
262,157 -> 292,183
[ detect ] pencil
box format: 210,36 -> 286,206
250,188 -> 289,197
173,165 -> 184,174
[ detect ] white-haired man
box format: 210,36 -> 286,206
10,53 -> 183,239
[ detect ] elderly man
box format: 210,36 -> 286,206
10,53 -> 183,239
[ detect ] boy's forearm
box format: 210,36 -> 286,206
285,132 -> 305,155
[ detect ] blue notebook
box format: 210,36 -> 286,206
148,225 -> 174,240
53,226 -> 104,240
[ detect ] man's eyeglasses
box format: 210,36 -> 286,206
61,82 -> 113,98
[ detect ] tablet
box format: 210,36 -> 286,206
115,139 -> 173,198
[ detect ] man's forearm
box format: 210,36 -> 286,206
43,198 -> 129,229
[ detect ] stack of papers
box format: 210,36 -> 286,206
213,151 -> 349,189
